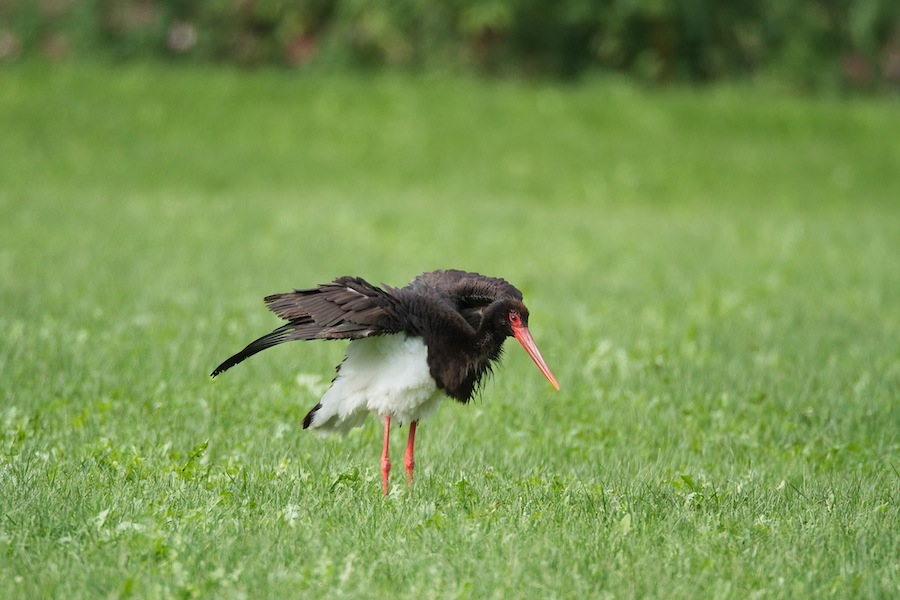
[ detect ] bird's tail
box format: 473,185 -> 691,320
210,325 -> 294,378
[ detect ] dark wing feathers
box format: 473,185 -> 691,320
210,324 -> 295,377
264,277 -> 405,337
211,277 -> 405,377
211,270 -> 524,378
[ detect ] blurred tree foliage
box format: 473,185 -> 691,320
1,0 -> 899,90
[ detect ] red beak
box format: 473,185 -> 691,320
512,325 -> 560,391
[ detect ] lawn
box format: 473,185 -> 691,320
1,63 -> 898,598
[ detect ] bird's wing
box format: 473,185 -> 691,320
211,277 -> 406,377
265,276 -> 406,339
406,270 -> 523,329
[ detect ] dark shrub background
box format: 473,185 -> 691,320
2,0 -> 899,90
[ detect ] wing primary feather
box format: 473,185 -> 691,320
210,325 -> 294,377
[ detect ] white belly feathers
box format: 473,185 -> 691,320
305,335 -> 443,434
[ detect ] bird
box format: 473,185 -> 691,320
211,269 -> 559,495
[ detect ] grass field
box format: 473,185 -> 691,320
1,63 -> 899,598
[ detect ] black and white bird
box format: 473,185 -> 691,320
211,269 -> 559,495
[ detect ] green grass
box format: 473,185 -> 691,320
1,63 -> 899,598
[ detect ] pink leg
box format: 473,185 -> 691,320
405,420 -> 418,487
381,415 -> 391,496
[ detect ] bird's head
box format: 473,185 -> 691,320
486,299 -> 560,391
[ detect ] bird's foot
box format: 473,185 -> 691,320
381,415 -> 391,496
381,456 -> 391,496
404,457 -> 414,487
404,420 -> 417,488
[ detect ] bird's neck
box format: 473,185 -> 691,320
425,328 -> 508,404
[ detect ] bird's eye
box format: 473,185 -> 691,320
508,311 -> 521,326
